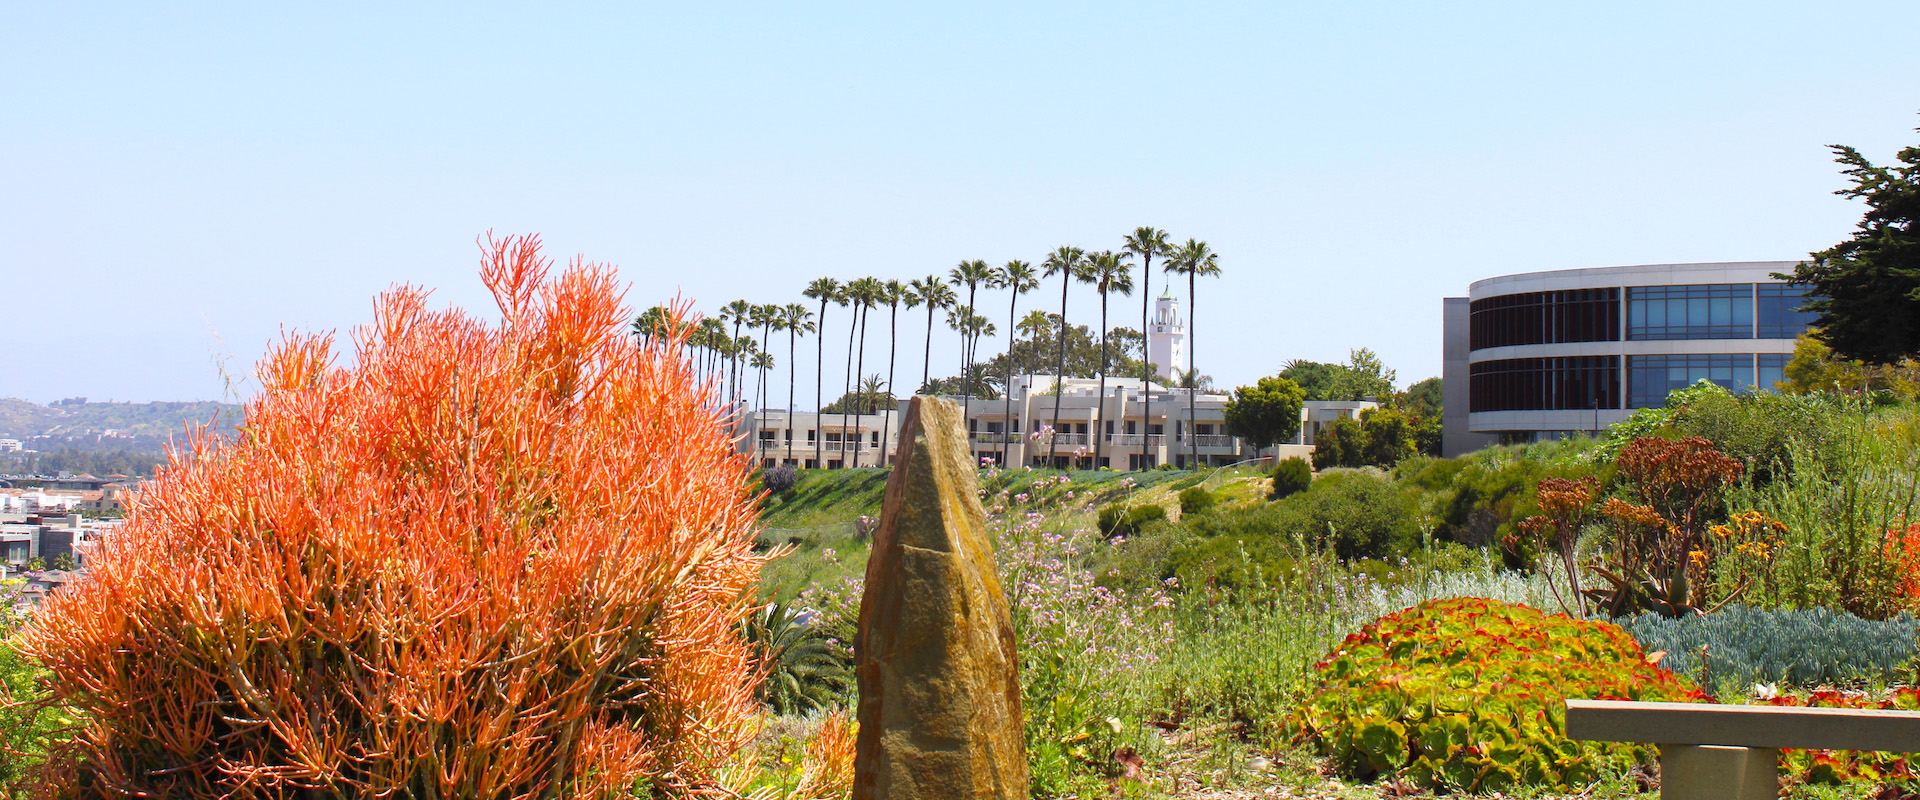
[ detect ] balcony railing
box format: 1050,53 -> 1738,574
1027,433 -> 1088,448
1109,434 -> 1168,447
1194,435 -> 1236,448
972,432 -> 1022,444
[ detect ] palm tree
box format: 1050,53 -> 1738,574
1124,227 -> 1174,467
907,275 -> 955,392
1086,250 -> 1135,470
1041,246 -> 1087,467
1016,309 -> 1052,421
878,280 -> 906,466
1165,239 -> 1222,468
948,259 -> 997,431
843,277 -> 884,467
857,374 -> 889,414
802,278 -> 843,468
631,305 -> 669,345
750,350 -> 775,459
721,299 -> 755,413
696,317 -> 727,379
753,304 -> 781,453
782,303 -> 814,461
743,600 -> 852,715
995,260 -> 1039,466
945,307 -> 996,384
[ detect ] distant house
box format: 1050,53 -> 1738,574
46,474 -> 110,491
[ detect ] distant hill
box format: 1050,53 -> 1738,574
0,398 -> 244,454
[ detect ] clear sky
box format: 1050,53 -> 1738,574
4,2 -> 1916,406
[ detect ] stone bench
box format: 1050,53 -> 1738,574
1565,699 -> 1920,800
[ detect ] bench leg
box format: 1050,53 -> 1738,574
1659,744 -> 1778,800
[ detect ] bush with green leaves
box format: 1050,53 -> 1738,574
1620,605 -> 1919,690
1271,457 -> 1311,500
1178,487 -> 1216,515
1096,503 -> 1165,538
1290,598 -> 1702,793
1395,444 -> 1606,554
1284,470 -> 1420,560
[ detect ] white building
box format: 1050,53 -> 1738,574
1147,289 -> 1187,381
1441,261 -> 1818,456
737,379 -> 1373,470
736,288 -> 1379,470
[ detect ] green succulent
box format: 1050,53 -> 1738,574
1290,597 -> 1703,793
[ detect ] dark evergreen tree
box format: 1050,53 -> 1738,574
1783,121 -> 1920,365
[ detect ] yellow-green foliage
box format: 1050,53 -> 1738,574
1290,598 -> 1703,794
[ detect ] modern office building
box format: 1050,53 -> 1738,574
1441,261 -> 1818,456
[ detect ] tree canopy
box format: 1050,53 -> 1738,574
1222,376 -> 1306,451
1281,348 -> 1399,401
1782,119 -> 1920,365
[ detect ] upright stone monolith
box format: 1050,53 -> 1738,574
853,396 -> 1028,800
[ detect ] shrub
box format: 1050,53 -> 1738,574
1271,457 -> 1311,500
762,463 -> 801,495
1289,470 -> 1419,560
0,614 -> 62,792
1290,598 -> 1701,793
1757,688 -> 1920,791
1588,436 -> 1746,617
1096,503 -> 1166,538
22,238 -> 766,798
1125,504 -> 1166,533
1619,605 -> 1919,689
1178,486 -> 1216,515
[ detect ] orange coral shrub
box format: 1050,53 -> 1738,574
22,235 -> 764,799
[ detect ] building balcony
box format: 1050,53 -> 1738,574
972,432 -> 1023,444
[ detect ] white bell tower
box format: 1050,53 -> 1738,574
1147,289 -> 1186,381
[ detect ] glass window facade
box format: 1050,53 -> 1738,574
1627,284 -> 1753,340
1469,289 -> 1619,350
1626,354 -> 1756,408
1757,353 -> 1790,393
1757,284 -> 1819,339
1469,356 -> 1620,412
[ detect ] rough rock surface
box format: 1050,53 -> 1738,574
853,396 -> 1028,800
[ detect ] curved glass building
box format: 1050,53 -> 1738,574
1441,262 -> 1816,456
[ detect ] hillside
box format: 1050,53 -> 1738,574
0,398 -> 244,453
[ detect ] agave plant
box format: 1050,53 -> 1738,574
745,599 -> 853,715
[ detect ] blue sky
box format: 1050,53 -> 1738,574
3,2 -> 1916,405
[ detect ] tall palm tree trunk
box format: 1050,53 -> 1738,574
1188,271 -> 1199,469
815,301 -> 829,469
852,303 -> 870,468
841,308 -> 857,468
1094,295 -> 1110,470
1141,264 -> 1152,469
922,304 -> 937,392
881,304 -> 900,467
759,321 -> 773,461
960,287 -> 978,427
1001,293 -> 1019,467
1048,279 -> 1069,469
788,326 -> 799,464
